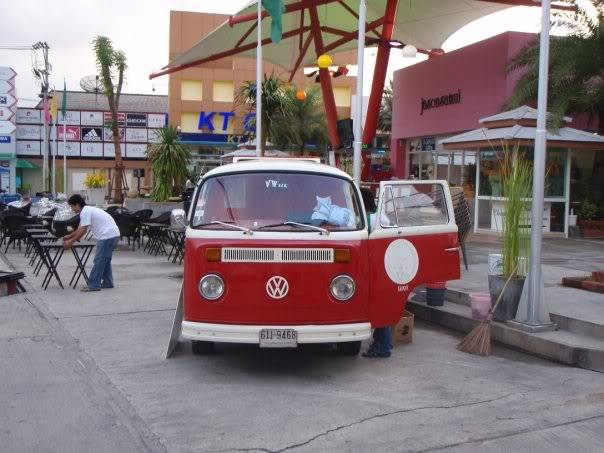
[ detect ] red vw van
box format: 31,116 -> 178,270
181,159 -> 460,355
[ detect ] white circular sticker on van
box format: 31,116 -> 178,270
384,239 -> 419,285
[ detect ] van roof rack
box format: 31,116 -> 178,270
232,157 -> 321,163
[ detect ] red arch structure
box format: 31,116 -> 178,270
151,0 -> 573,177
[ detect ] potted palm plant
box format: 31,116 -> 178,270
488,147 -> 532,321
84,172 -> 108,207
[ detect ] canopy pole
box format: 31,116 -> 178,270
352,0 -> 367,185
256,0 -> 262,157
515,0 -> 555,331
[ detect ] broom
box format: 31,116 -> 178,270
457,265 -> 518,356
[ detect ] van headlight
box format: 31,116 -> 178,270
330,275 -> 355,301
199,274 -> 224,300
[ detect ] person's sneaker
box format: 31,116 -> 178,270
80,286 -> 101,292
362,349 -> 391,358
101,285 -> 114,289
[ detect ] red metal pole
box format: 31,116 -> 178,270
309,6 -> 340,149
362,0 -> 398,146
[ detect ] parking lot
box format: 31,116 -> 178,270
1,245 -> 603,453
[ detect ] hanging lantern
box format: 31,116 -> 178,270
295,89 -> 307,101
317,54 -> 333,69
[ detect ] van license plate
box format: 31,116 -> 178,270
259,329 -> 298,348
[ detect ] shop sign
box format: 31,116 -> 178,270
103,142 -> 124,157
103,127 -> 125,142
16,140 -> 41,156
16,124 -> 41,140
59,110 -> 81,125
82,127 -> 103,141
81,111 -> 104,126
58,141 -> 80,157
125,128 -> 147,142
420,90 -> 461,115
196,111 -> 252,132
0,107 -> 15,121
126,143 -> 147,159
147,113 -> 167,128
57,126 -> 81,141
0,120 -> 16,134
0,134 -> 14,155
147,128 -> 161,143
179,132 -> 255,145
0,94 -> 16,108
0,135 -> 10,143
81,142 -> 103,157
0,80 -> 14,93
0,67 -> 17,81
420,137 -> 436,151
104,111 -> 125,127
126,113 -> 147,127
16,108 -> 40,124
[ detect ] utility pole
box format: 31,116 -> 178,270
32,41 -> 51,192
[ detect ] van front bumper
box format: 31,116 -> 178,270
181,321 -> 372,344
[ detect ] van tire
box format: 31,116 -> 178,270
336,341 -> 362,356
192,340 -> 214,355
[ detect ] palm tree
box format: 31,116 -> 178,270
506,1 -> 604,132
93,36 -> 127,202
147,126 -> 191,202
378,79 -> 394,134
272,86 -> 328,153
237,73 -> 292,156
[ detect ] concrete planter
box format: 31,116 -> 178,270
488,275 -> 525,321
86,188 -> 106,207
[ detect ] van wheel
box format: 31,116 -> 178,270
192,340 -> 214,355
336,341 -> 362,356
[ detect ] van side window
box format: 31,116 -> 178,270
380,184 -> 449,227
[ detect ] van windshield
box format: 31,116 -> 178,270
192,172 -> 363,231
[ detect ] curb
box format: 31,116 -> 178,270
407,298 -> 604,373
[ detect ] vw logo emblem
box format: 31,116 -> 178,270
266,276 -> 289,299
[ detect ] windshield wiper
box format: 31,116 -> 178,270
256,221 -> 329,235
195,221 -> 253,234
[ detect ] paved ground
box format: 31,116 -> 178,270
1,241 -> 603,453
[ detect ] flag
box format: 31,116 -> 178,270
60,80 -> 67,121
50,91 -> 58,123
262,0 -> 285,44
43,97 -> 50,124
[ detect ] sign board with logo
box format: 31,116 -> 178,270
147,113 -> 166,128
80,111 -> 104,126
126,113 -> 147,127
0,94 -> 16,108
420,137 -> 436,151
59,110 -> 80,125
0,67 -> 17,81
103,127 -> 125,142
0,133 -> 15,155
0,80 -> 14,93
104,112 -> 125,127
147,129 -> 161,143
16,108 -> 41,124
16,140 -> 41,156
126,143 -> 147,159
81,142 -> 103,157
81,127 -> 103,141
58,141 -> 80,157
103,142 -> 124,157
0,107 -> 14,121
57,126 -> 81,141
126,128 -> 147,142
16,124 -> 41,140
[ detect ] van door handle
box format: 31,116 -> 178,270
445,247 -> 459,252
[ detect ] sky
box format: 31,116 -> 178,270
0,0 -> 555,107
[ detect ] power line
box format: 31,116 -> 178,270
0,46 -> 33,50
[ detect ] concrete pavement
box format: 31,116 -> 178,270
1,241 -> 603,452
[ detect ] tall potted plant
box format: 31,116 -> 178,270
84,172 -> 108,206
147,126 -> 191,202
488,147 -> 532,321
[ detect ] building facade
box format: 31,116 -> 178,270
168,10 -> 358,173
390,31 -> 603,236
15,91 -> 167,195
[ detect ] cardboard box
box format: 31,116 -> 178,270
393,310 -> 414,345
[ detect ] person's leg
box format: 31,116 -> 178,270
363,327 -> 392,358
101,237 -> 118,288
86,239 -> 111,290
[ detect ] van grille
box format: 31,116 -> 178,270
222,248 -> 334,263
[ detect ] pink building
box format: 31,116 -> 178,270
390,31 -> 603,236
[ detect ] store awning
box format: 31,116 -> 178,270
441,106 -> 604,150
16,159 -> 39,169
